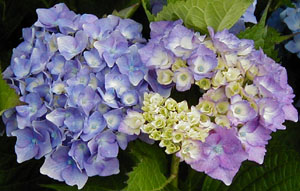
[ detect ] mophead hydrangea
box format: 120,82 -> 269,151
2,3 -> 151,189
120,20 -> 298,185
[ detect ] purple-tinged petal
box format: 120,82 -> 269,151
104,67 -> 131,96
84,154 -> 119,176
116,18 -> 143,41
116,45 -> 147,86
282,104 -> 298,122
46,108 -> 65,127
94,31 -> 128,67
57,30 -> 88,60
173,67 -> 194,91
120,90 -> 139,106
68,140 -> 90,169
103,109 -> 123,130
258,98 -> 286,131
64,108 -> 84,133
81,111 -> 106,141
97,88 -> 119,108
61,165 -> 88,189
83,48 -> 106,71
138,42 -> 174,69
11,56 -> 31,78
12,126 -> 52,163
149,20 -> 183,40
115,132 -> 130,150
78,86 -> 101,116
165,24 -> 197,58
190,126 -> 247,185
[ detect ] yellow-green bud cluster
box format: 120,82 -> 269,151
141,92 -> 213,154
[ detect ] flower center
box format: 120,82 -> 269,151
213,145 -> 223,154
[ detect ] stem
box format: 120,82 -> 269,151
170,154 -> 180,188
154,154 -> 180,191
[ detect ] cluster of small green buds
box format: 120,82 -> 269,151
141,92 -> 213,154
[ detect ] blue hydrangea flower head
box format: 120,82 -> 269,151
2,3 -> 151,189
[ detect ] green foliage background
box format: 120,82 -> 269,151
0,0 -> 300,190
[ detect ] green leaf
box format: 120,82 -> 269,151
0,73 -> 21,115
124,141 -> 169,191
155,0 -> 253,33
238,2 -> 290,61
112,2 -> 140,19
270,0 -> 295,11
201,147 -> 300,191
141,0 -> 155,22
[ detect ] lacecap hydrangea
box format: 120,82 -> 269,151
119,20 -> 299,185
1,3 -> 150,189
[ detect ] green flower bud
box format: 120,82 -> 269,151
157,69 -> 174,85
173,131 -> 184,143
215,115 -> 230,128
159,107 -> 169,117
211,70 -> 226,88
166,111 -> 179,126
165,143 -> 180,154
223,67 -> 241,82
197,100 -> 215,116
171,59 -> 187,71
149,93 -> 165,106
149,130 -> 162,141
159,139 -> 171,148
143,92 -> 151,102
246,65 -> 258,81
161,128 -> 174,140
177,112 -> 188,121
165,98 -> 178,111
196,78 -> 211,90
187,127 -> 209,142
177,101 -> 188,113
199,114 -> 211,127
244,84 -> 258,97
216,101 -> 229,114
216,57 -> 226,70
141,123 -> 156,134
225,81 -> 241,98
152,114 -> 167,129
203,40 -> 216,52
187,106 -> 200,125
174,121 -> 191,132
143,112 -> 154,122
207,88 -> 227,102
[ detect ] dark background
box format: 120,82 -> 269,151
0,0 -> 299,190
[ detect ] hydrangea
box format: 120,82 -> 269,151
280,2 -> 300,58
229,0 -> 257,34
121,20 -> 298,185
2,3 -> 150,189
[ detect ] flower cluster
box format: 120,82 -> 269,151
281,2 -> 300,57
133,20 -> 298,185
2,3 -> 149,189
119,92 -> 213,154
